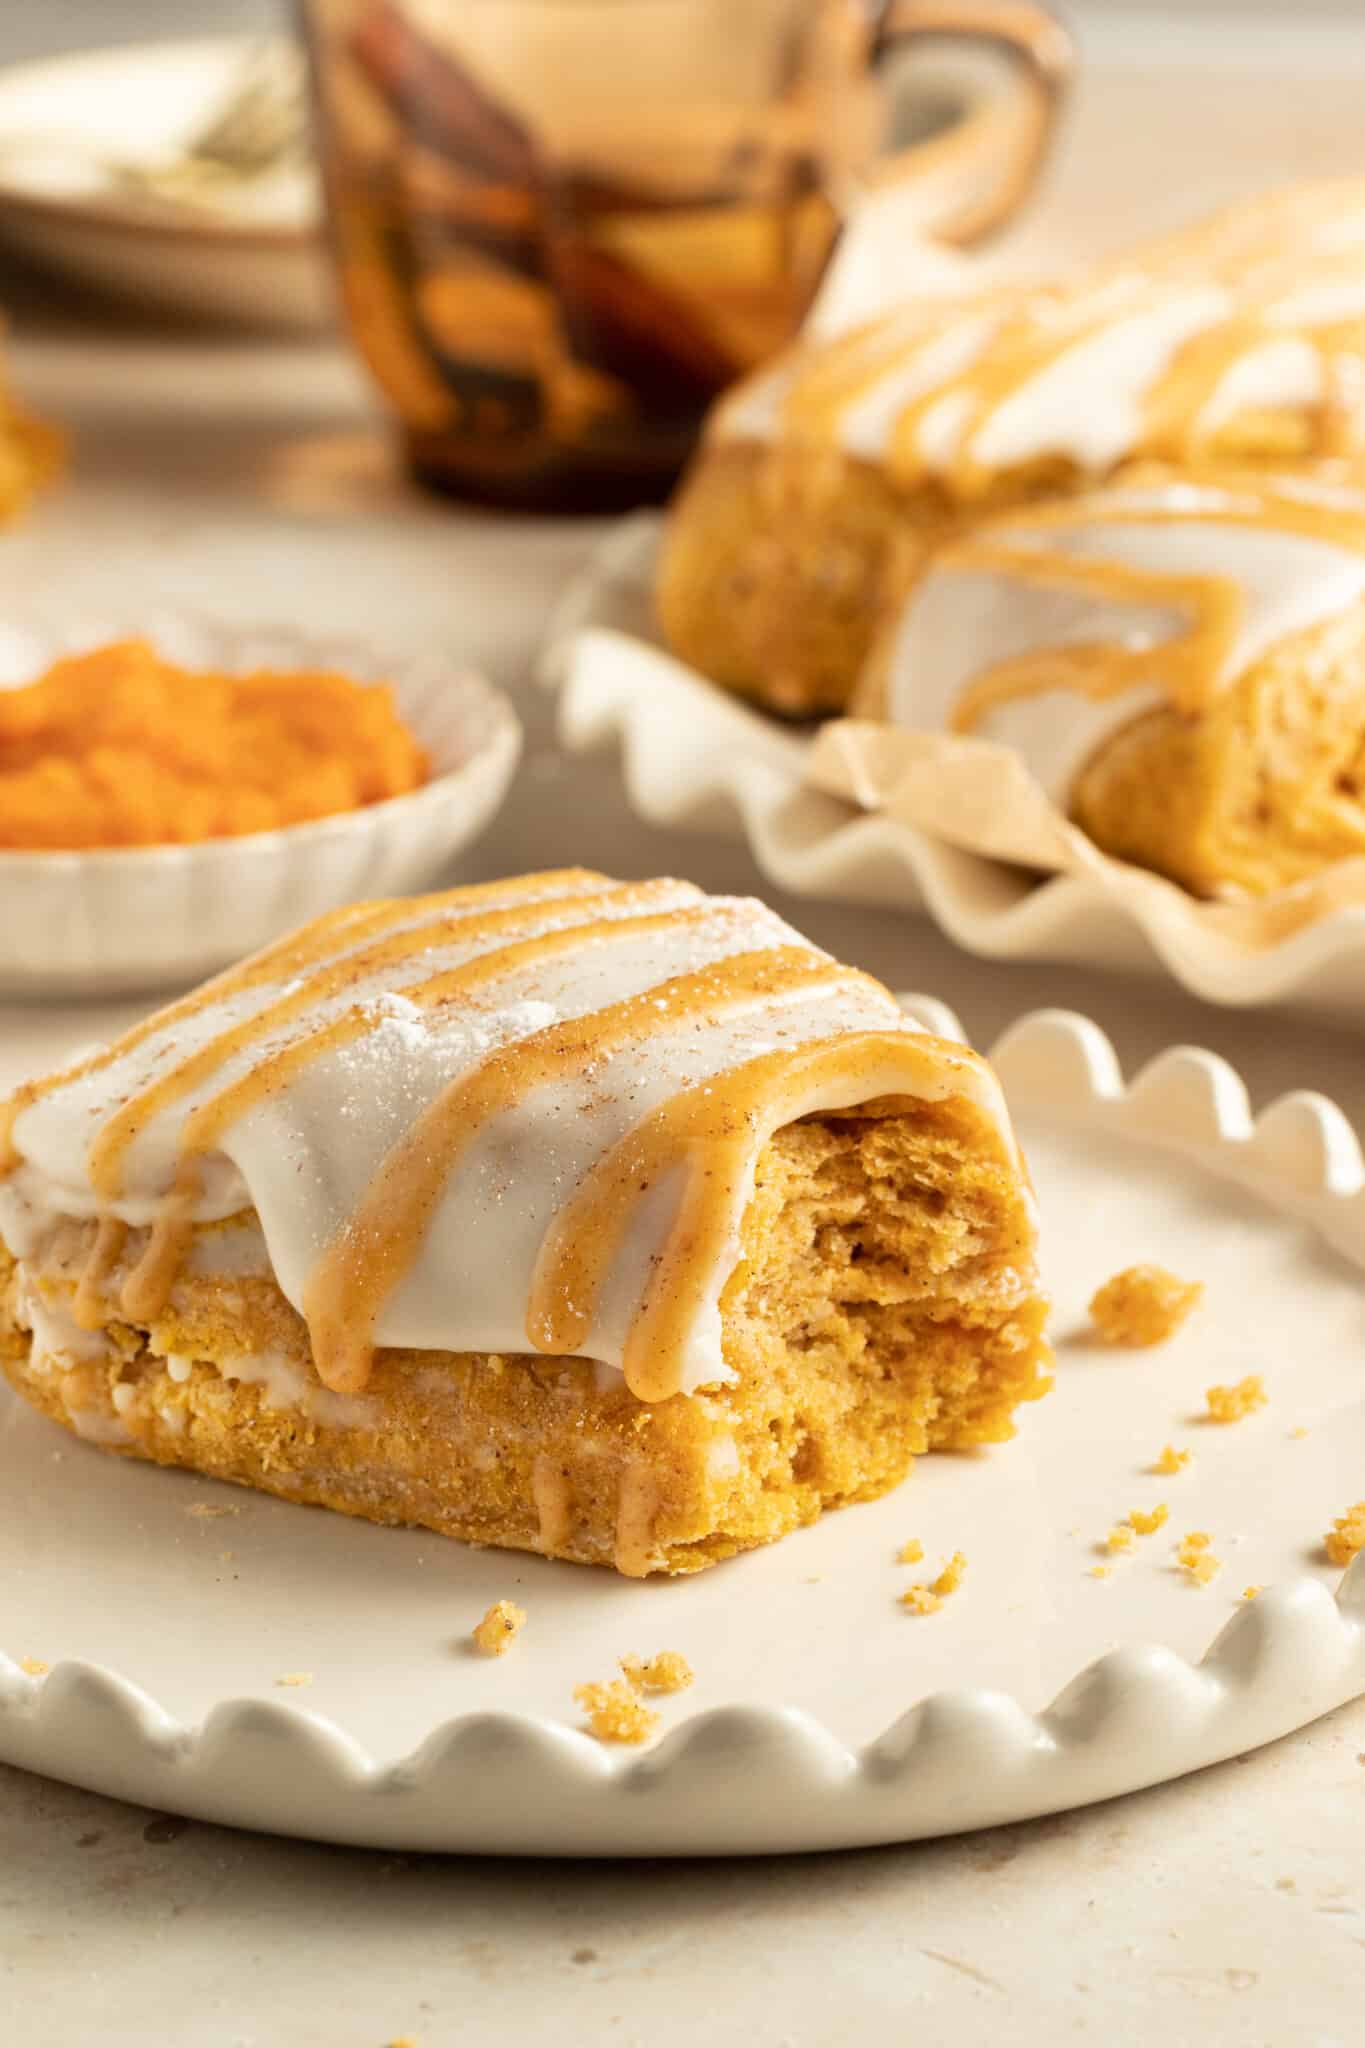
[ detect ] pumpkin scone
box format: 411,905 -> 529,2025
657,177 -> 1365,718
859,469 -> 1365,896
0,869 -> 1049,1575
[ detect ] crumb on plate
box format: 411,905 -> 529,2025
1128,1504 -> 1169,1536
897,1539 -> 924,1565
1243,1586 -> 1262,1600
1205,1375 -> 1267,1424
472,1600 -> 527,1657
901,1551 -> 967,1613
1176,1531 -> 1220,1585
18,1656 -> 48,1677
1325,1501 -> 1365,1568
900,1583 -> 943,1614
1153,1445 -> 1192,1475
574,1679 -> 659,1744
620,1650 -> 693,1695
1104,1524 -> 1136,1555
275,1672 -> 313,1688
186,1501 -> 239,1519
1089,1265 -> 1203,1347
1089,1565 -> 1112,1580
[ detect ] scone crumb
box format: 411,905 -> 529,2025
18,1656 -> 48,1677
620,1650 -> 693,1695
1243,1586 -> 1263,1601
1104,1525 -> 1136,1555
275,1672 -> 313,1688
1089,1564 -> 1112,1580
574,1679 -> 659,1744
1176,1531 -> 1220,1584
897,1539 -> 925,1565
1153,1445 -> 1192,1475
899,1584 -> 944,1615
1290,1426 -> 1310,1440
1324,1502 -> 1365,1568
1090,1266 -> 1203,1347
1128,1504 -> 1169,1536
186,1501 -> 239,1519
1205,1375 -> 1267,1424
932,1551 -> 968,1597
472,1600 -> 527,1657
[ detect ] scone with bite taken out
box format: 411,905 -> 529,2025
0,870 -> 1050,1575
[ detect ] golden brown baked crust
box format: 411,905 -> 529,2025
1,1097 -> 1050,1576
1070,607 -> 1365,896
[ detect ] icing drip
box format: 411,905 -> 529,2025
0,870 -> 1014,1400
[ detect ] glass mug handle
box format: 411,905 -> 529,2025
865,0 -> 1074,243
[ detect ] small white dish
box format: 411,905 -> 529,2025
0,38 -> 328,330
0,613 -> 522,998
543,517 -> 1365,1018
0,1006 -> 1361,1855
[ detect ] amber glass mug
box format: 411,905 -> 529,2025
300,0 -> 1071,510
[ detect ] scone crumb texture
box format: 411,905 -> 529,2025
1104,1525 -> 1136,1555
1154,1445 -> 1192,1475
897,1540 -> 925,1565
620,1651 -> 693,1694
1090,1266 -> 1203,1347
1128,1504 -> 1169,1536
574,1679 -> 660,1744
1325,1502 -> 1365,1567
473,1600 -> 528,1658
1243,1586 -> 1263,1601
1205,1375 -> 1267,1424
275,1672 -> 313,1689
19,1657 -> 49,1677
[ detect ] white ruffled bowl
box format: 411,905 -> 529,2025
0,614 -> 522,998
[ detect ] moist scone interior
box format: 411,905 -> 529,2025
1,1093 -> 1049,1576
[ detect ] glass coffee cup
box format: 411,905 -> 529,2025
300,0 -> 1071,511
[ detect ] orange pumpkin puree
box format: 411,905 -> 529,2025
0,638 -> 428,849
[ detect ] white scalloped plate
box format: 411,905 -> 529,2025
541,517 -> 1365,1017
1,1006 -> 1362,1854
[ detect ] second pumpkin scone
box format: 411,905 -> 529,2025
0,869 -> 1050,1575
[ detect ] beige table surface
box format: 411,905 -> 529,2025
3,14 -> 1365,2045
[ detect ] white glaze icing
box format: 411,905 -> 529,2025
882,479 -> 1365,802
1,874 -> 1017,1399
709,179 -> 1365,483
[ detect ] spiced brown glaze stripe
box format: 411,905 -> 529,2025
0,868 -> 612,1178
112,893 -> 723,1325
531,1030 -> 998,1404
302,951 -> 876,1398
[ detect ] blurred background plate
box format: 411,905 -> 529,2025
0,36 -> 330,330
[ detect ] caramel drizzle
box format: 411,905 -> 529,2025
71,1216 -> 127,1332
530,1029 -> 974,1403
0,868 -> 609,1177
934,486 -> 1365,732
110,890 -> 715,1323
766,206 -> 1365,488
614,1464 -> 662,1580
302,953 -> 882,1397
938,540 -> 1241,734
532,1455 -> 574,1554
85,876 -> 675,1202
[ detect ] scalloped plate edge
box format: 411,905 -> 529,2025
1,1007 -> 1363,1854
